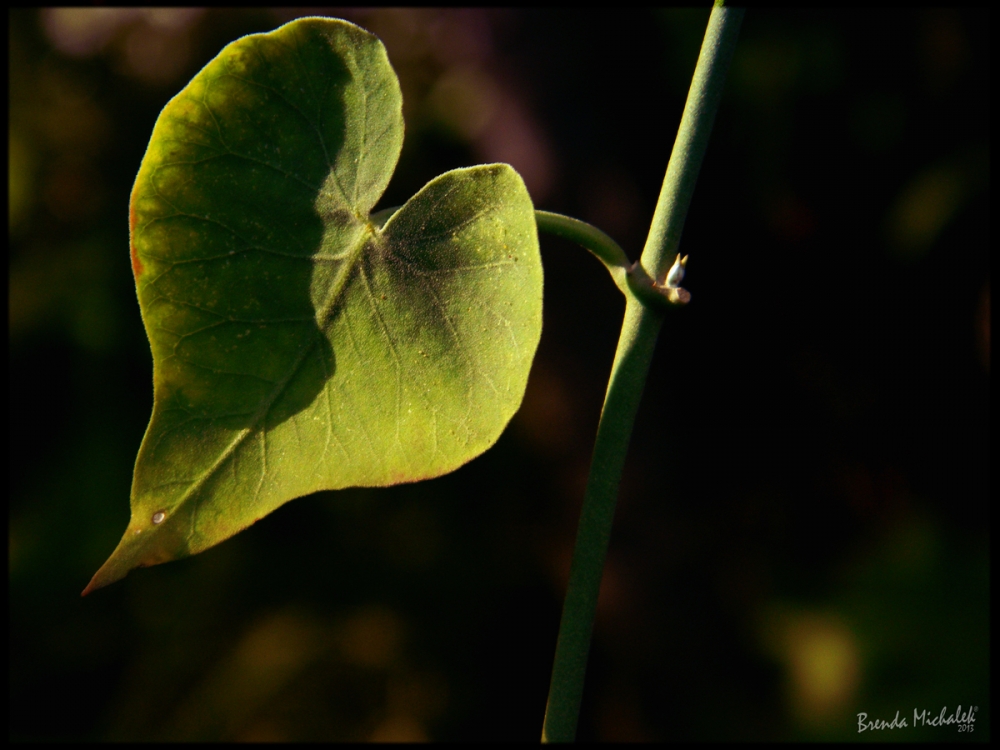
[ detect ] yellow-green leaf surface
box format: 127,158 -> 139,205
84,18 -> 542,595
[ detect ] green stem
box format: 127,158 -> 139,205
540,6 -> 744,743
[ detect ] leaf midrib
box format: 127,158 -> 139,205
158,215 -> 376,531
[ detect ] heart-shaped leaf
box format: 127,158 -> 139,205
84,17 -> 542,595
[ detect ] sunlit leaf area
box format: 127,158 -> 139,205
10,8 -> 988,741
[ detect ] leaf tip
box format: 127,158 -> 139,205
81,513 -> 188,596
81,556 -> 129,597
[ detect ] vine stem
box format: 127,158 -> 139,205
539,6 -> 744,742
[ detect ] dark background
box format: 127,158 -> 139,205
9,8 -> 989,741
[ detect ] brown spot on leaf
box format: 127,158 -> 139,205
129,201 -> 144,278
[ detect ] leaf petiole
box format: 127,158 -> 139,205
535,210 -> 690,311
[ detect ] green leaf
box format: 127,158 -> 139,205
84,17 -> 542,595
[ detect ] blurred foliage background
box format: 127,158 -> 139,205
9,8 -> 989,741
